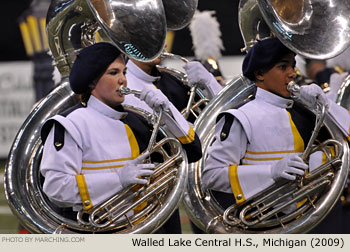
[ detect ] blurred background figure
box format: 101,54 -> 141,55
296,49 -> 350,103
189,10 -> 225,84
18,0 -> 58,102
325,47 -> 350,102
186,9 -> 225,234
305,58 -> 343,94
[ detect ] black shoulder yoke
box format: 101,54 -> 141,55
41,103 -> 84,151
216,113 -> 235,141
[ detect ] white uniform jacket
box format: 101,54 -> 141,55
41,94 -> 202,212
124,60 -> 196,145
202,87 -> 350,204
40,96 -> 146,211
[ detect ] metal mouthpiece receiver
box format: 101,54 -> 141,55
118,86 -> 141,98
287,81 -> 300,99
287,81 -> 300,93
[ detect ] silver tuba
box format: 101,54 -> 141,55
4,0 -> 197,233
336,75 -> 350,109
182,0 -> 350,233
183,76 -> 350,234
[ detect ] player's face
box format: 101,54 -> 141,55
92,56 -> 127,107
256,53 -> 297,98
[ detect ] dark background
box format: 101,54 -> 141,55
0,0 -> 244,61
0,0 -> 32,61
172,0 -> 244,56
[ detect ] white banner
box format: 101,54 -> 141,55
0,61 -> 34,158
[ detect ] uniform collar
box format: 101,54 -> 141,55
88,95 -> 128,120
126,60 -> 161,84
256,87 -> 294,108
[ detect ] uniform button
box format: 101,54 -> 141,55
221,132 -> 227,138
54,142 -> 62,147
84,200 -> 91,206
81,101 -> 87,107
237,194 -> 243,200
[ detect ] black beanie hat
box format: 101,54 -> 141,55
69,42 -> 122,94
242,37 -> 294,81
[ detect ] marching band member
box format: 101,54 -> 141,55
304,58 -> 348,102
202,37 -> 350,233
39,42 -> 202,233
123,50 -> 222,124
324,47 -> 350,102
124,52 -> 217,234
123,48 -> 221,233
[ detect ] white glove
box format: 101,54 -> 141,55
183,61 -> 222,97
140,85 -> 170,112
117,152 -> 155,188
298,84 -> 329,110
271,154 -> 308,181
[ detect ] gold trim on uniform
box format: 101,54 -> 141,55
228,165 -> 245,203
287,111 -> 305,152
124,124 -> 146,215
82,157 -> 133,164
81,124 -> 140,170
177,125 -> 195,144
82,164 -> 125,170
124,124 -> 140,158
242,111 -> 304,163
246,149 -> 300,155
75,174 -> 93,211
244,156 -> 283,161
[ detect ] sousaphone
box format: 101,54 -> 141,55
183,0 -> 350,233
4,0 -> 198,233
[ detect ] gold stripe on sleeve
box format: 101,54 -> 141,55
75,174 -> 93,211
177,125 -> 195,144
228,165 -> 245,204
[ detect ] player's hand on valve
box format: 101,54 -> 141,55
117,152 -> 155,188
183,61 -> 218,89
298,84 -> 329,110
271,154 -> 308,181
140,85 -> 170,112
